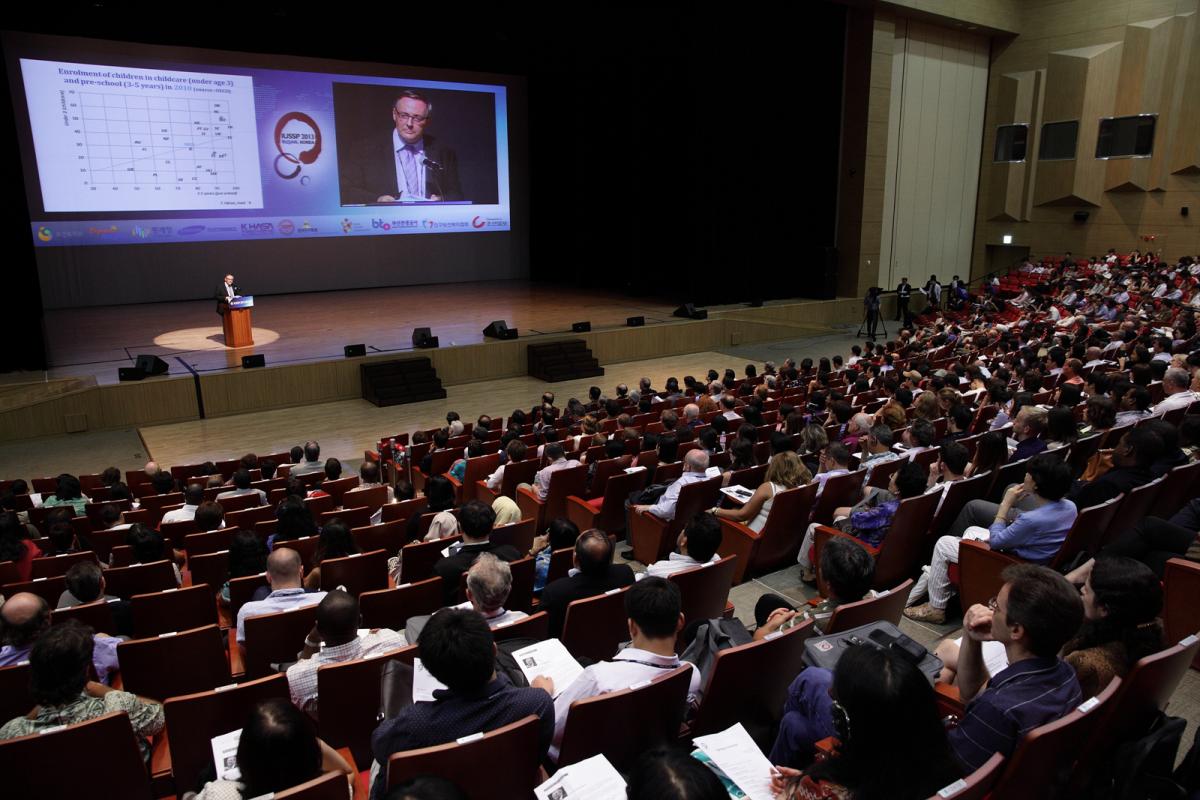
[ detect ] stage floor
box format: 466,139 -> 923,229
34,281 -> 691,386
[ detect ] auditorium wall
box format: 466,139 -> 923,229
972,0 -> 1200,276
837,6 -> 991,298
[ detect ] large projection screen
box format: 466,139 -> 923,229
3,32 -> 528,308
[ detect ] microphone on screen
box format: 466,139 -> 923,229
422,156 -> 444,171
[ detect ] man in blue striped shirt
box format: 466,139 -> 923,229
948,564 -> 1084,772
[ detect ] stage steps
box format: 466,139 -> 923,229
527,340 -> 605,383
360,358 -> 447,407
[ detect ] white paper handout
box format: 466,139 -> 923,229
534,753 -> 627,800
512,638 -> 584,698
210,727 -> 242,781
692,723 -> 776,800
413,657 -> 449,702
719,485 -> 754,503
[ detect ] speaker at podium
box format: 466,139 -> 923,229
223,295 -> 255,347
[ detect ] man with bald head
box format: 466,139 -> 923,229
286,590 -> 404,712
541,529 -> 636,638
235,547 -> 326,645
623,448 -> 712,560
0,592 -> 121,683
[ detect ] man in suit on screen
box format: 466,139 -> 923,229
341,88 -> 463,204
214,273 -> 239,316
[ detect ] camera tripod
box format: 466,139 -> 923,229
857,308 -> 887,339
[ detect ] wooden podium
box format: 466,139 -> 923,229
223,305 -> 254,347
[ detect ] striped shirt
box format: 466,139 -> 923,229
949,656 -> 1082,772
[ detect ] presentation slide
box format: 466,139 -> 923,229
11,50 -> 510,247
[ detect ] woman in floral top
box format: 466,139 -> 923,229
0,621 -> 164,761
770,645 -> 960,800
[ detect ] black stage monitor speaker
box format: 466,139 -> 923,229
242,354 -> 266,369
572,321 -> 591,333
412,328 -> 440,348
118,367 -> 145,381
134,354 -> 169,376
749,299 -> 764,308
1073,210 -> 1090,222
344,344 -> 366,358
626,316 -> 645,327
1183,206 -> 1190,217
673,303 -> 708,320
483,320 -> 517,340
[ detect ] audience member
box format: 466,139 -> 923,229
541,528 -> 636,637
236,548 -> 326,646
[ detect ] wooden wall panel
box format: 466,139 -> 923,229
1168,13 -> 1200,174
985,71 -> 1043,221
1106,16 -> 1180,190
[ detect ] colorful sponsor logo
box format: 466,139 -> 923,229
278,219 -> 295,234
422,220 -> 471,230
131,226 -> 151,239
274,111 -> 322,180
151,226 -> 173,236
341,218 -> 354,233
471,216 -> 487,229
299,220 -> 318,232
178,225 -> 206,235
240,222 -> 274,234
88,225 -> 119,235
372,218 -> 392,231
36,227 -> 52,242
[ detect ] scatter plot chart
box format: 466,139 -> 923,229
20,58 -> 264,212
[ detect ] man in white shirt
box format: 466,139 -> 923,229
526,443 -> 580,501
216,469 -> 268,506
813,443 -> 852,499
643,511 -> 722,579
1151,368 -> 1200,416
404,553 -> 529,644
161,483 -> 204,525
236,547 -> 326,646
629,448 -> 712,528
538,576 -> 702,763
286,590 -> 405,712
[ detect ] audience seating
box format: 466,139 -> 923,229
630,475 -> 722,564
318,549 -> 389,596
516,463 -> 587,531
556,664 -> 693,770
669,555 -> 738,631
1162,559 -> 1200,670
163,673 -> 290,795
688,618 -> 815,745
565,468 -> 649,538
561,586 -> 631,662
184,528 -> 235,559
988,677 -> 1119,800
350,520 -> 405,554
131,584 -> 219,638
398,534 -> 462,584
809,468 -> 866,525
719,483 -> 818,583
491,610 -> 549,642
0,662 -> 33,727
239,603 -> 319,679
51,597 -> 116,632
0,712 -> 152,799
359,578 -> 444,630
476,456 -> 538,504
933,752 -> 1007,800
188,551 -> 231,599
118,624 -> 231,701
103,559 -> 178,599
317,647 -> 412,767
544,546 -> 574,585
379,497 -> 427,525
449,452 -> 500,503
1155,459 -> 1200,519
385,714 -> 541,797
823,578 -> 914,634
2,574 -> 66,607
926,471 -> 991,542
813,489 -> 941,592
1066,634 -> 1200,794
275,771 -> 353,800
1099,477 -> 1165,550
30,549 -> 98,579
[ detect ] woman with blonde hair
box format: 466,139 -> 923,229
712,451 -> 811,533
875,400 -> 906,431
